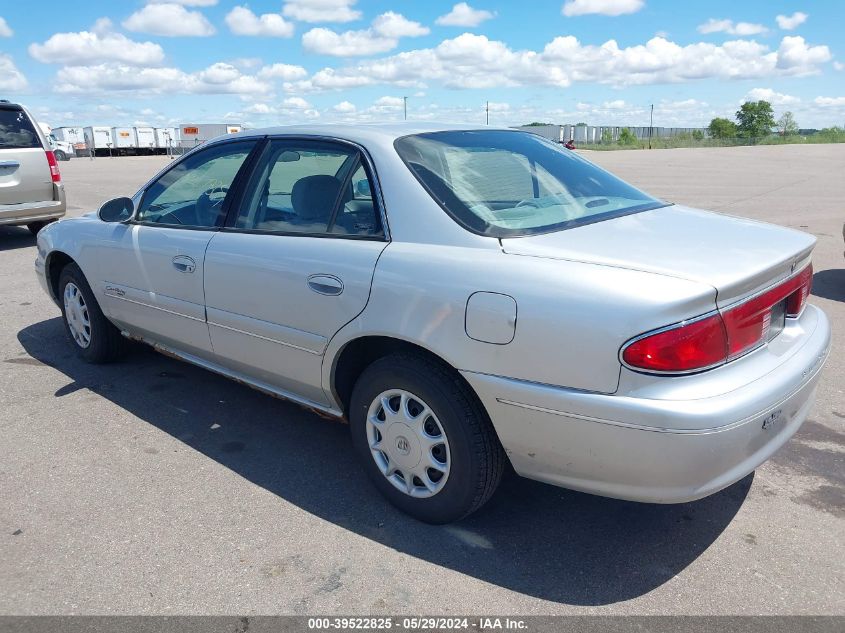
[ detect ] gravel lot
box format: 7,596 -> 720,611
1,144 -> 842,615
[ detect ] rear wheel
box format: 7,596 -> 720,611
54,150 -> 68,161
58,263 -> 128,363
27,220 -> 54,235
349,353 -> 504,523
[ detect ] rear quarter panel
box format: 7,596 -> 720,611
324,242 -> 719,398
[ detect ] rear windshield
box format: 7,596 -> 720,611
394,130 -> 667,237
0,107 -> 41,149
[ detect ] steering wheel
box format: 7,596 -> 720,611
195,186 -> 229,226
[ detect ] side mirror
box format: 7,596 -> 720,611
98,197 -> 134,223
355,179 -> 371,197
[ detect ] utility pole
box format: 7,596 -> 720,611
486,101 -> 489,125
403,96 -> 407,121
649,103 -> 654,149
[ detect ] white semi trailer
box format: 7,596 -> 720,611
83,126 -> 113,157
111,127 -> 136,154
178,124 -> 242,150
134,127 -> 157,154
153,128 -> 179,155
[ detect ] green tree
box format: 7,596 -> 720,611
601,128 -> 613,144
777,111 -> 799,136
692,130 -> 704,141
708,117 -> 738,139
618,127 -> 638,145
736,100 -> 775,139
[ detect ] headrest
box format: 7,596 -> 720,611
291,175 -> 342,222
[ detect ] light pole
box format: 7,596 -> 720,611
649,103 -> 654,149
486,100 -> 489,125
403,96 -> 407,121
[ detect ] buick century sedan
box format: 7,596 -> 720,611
35,124 -> 830,523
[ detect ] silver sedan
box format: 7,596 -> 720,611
35,124 -> 830,523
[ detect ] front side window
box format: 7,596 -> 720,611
394,130 -> 667,237
0,107 -> 41,149
136,141 -> 255,228
233,140 -> 382,237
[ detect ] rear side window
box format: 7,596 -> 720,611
233,139 -> 383,237
0,107 -> 41,149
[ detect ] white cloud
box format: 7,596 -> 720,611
29,24 -> 165,66
776,36 -> 831,73
283,96 -> 310,109
834,61 -> 844,71
302,12 -> 428,57
372,12 -> 429,38
333,100 -> 356,112
53,62 -> 271,96
602,99 -> 627,109
744,88 -> 800,105
291,33 -> 833,93
374,96 -> 404,108
123,3 -> 215,37
226,6 -> 294,37
435,3 -> 494,27
0,16 -> 13,37
814,96 -> 845,107
283,0 -> 361,23
257,63 -> 308,80
562,0 -> 644,17
303,27 -> 397,56
0,54 -> 27,90
698,19 -> 767,36
776,12 -> 808,30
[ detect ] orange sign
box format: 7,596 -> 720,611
119,131 -> 130,137
183,127 -> 199,135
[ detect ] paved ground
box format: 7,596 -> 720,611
1,145 -> 842,615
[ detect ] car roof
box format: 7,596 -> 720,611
223,122 -> 513,146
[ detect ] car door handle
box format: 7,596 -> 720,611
307,274 -> 343,296
172,255 -> 196,273
0,160 -> 20,169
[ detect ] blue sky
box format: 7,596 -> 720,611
1,0 -> 843,129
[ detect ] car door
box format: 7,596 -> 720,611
96,139 -> 259,359
203,138 -> 388,406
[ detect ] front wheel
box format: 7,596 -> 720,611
54,150 -> 68,161
349,353 -> 504,523
58,263 -> 128,363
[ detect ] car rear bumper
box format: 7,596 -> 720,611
461,304 -> 830,503
0,186 -> 66,226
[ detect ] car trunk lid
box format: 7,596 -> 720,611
500,205 -> 815,308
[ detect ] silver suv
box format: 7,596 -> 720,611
0,100 -> 66,234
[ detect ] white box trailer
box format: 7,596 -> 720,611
154,127 -> 179,151
134,127 -> 157,154
84,126 -> 113,156
178,123 -> 242,149
111,127 -> 137,151
52,126 -> 85,145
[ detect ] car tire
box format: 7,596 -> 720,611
54,150 -> 68,161
27,219 -> 58,235
349,352 -> 505,523
58,263 -> 128,363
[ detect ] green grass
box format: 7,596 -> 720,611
579,129 -> 845,151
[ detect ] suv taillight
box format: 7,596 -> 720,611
45,150 -> 61,183
622,264 -> 813,374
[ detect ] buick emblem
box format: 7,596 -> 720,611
396,436 -> 410,454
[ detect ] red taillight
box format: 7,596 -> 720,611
622,313 -> 728,373
622,264 -> 814,374
45,150 -> 61,183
